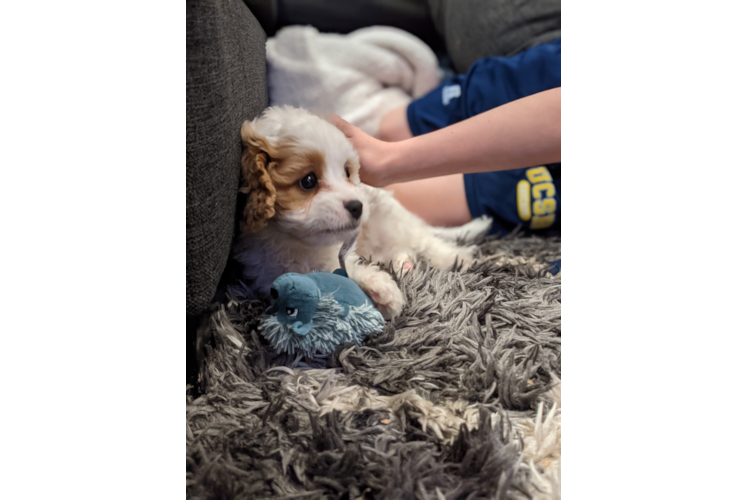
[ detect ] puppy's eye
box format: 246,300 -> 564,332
299,172 -> 318,190
286,307 -> 298,318
345,167 -> 351,178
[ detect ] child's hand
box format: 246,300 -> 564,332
327,114 -> 395,187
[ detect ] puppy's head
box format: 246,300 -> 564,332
239,106 -> 366,245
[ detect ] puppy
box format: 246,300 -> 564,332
231,106 -> 492,319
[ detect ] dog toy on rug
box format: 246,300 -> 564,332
259,269 -> 385,356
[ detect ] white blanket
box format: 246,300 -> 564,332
266,25 -> 440,136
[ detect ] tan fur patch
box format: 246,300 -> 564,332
239,122 -> 279,233
270,149 -> 326,212
344,157 -> 360,184
239,121 -> 327,230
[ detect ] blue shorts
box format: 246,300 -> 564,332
407,38 -> 561,236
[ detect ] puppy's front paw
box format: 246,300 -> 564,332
360,273 -> 404,320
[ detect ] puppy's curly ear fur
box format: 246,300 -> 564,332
240,121 -> 277,233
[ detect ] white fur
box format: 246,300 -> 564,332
233,106 -> 491,319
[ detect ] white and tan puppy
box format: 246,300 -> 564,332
232,106 -> 491,319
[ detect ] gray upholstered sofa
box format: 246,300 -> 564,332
187,0 -> 268,386
186,0 -> 560,385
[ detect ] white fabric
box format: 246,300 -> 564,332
266,25 -> 440,136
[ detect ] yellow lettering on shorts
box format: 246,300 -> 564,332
532,182 -> 556,199
527,166 -> 557,229
530,214 -> 555,229
533,198 -> 557,216
526,166 -> 552,184
516,180 -> 532,221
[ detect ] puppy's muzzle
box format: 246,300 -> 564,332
344,200 -> 363,220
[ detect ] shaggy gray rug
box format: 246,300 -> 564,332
186,235 -> 561,500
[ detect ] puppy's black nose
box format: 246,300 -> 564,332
344,200 -> 363,220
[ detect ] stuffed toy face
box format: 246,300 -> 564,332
260,270 -> 385,356
267,274 -> 320,335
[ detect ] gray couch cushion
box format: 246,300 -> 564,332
187,0 -> 268,317
430,0 -> 561,73
276,0 -> 444,51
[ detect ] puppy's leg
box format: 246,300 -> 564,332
392,250 -> 415,274
358,185 -> 481,271
345,251 -> 404,320
406,231 -> 479,271
429,215 -> 493,244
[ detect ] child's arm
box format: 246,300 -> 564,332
329,87 -> 561,187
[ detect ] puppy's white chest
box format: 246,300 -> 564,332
284,245 -> 340,274
234,234 -> 341,296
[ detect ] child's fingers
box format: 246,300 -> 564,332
326,113 -> 355,137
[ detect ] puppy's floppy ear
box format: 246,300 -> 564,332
239,121 -> 278,233
345,157 -> 362,185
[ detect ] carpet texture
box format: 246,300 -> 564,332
186,234 -> 561,499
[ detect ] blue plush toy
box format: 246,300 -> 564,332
259,269 -> 385,356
